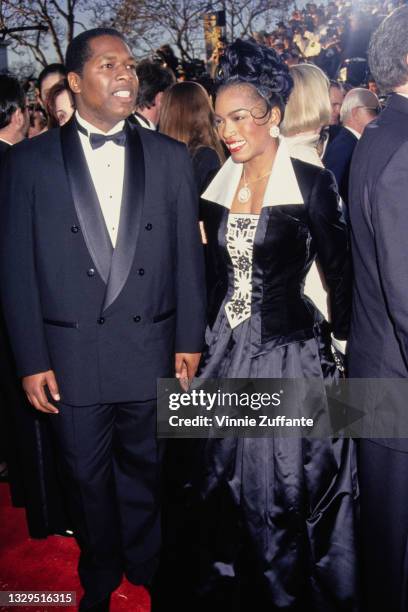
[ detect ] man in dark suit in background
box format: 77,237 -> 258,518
0,74 -> 29,489
324,87 -> 379,206
0,74 -> 28,478
133,59 -> 175,130
0,28 -> 206,612
348,7 -> 408,611
326,80 -> 345,145
0,74 -> 29,163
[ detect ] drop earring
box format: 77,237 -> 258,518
269,125 -> 280,138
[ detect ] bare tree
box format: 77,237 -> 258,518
97,0 -> 208,61
89,0 -> 160,58
98,0 -> 293,61
220,0 -> 292,41
0,0 -> 295,70
0,0 -> 93,66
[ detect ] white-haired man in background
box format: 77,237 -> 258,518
324,87 -> 380,205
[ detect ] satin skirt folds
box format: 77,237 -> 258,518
193,312 -> 360,612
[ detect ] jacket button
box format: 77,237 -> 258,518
133,315 -> 141,322
145,223 -> 152,231
87,268 -> 95,277
97,317 -> 105,325
138,268 -> 145,276
71,225 -> 79,233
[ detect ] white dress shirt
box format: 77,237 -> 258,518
76,111 -> 125,247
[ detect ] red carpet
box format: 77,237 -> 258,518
0,484 -> 150,611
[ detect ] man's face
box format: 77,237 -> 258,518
368,80 -> 379,95
70,35 -> 138,132
329,85 -> 344,125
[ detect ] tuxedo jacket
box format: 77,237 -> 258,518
348,94 -> 408,450
323,126 -> 358,205
0,118 -> 206,406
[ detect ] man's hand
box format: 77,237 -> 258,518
175,353 -> 201,391
22,370 -> 60,414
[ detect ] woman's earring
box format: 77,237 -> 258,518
269,124 -> 280,138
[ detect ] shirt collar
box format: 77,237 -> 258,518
202,136 -> 304,208
134,112 -> 156,130
344,125 -> 361,140
0,137 -> 13,146
75,111 -> 125,136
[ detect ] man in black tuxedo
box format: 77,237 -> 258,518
0,28 -> 206,611
348,7 -> 408,611
0,74 -> 30,495
0,74 -> 29,163
324,87 -> 379,206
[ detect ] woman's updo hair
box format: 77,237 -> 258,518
216,39 -> 293,121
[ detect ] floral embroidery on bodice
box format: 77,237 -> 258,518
225,213 -> 259,329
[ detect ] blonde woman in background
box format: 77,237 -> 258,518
282,63 -> 338,327
281,62 -> 331,165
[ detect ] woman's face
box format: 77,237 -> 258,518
40,72 -> 64,105
55,90 -> 74,126
215,84 -> 276,164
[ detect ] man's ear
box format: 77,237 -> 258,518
154,91 -> 164,109
11,107 -> 24,130
68,71 -> 81,94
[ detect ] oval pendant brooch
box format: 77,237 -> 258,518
238,186 -> 251,203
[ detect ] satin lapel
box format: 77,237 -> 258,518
102,121 -> 145,312
60,118 -> 113,284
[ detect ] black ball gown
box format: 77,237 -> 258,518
154,140 -> 359,612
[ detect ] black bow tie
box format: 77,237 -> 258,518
75,119 -> 126,149
89,130 -> 126,149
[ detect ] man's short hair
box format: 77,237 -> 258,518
329,80 -> 345,93
136,60 -> 176,109
340,87 -> 380,123
38,63 -> 67,93
368,5 -> 408,93
65,28 -> 126,75
0,74 -> 26,130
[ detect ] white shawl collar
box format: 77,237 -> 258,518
202,136 -> 304,209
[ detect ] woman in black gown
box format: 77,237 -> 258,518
154,39 -> 358,612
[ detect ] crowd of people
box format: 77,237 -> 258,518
1,2 -> 408,612
252,0 -> 400,78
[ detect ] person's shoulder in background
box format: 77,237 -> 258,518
191,145 -> 222,194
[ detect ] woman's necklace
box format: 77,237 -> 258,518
237,168 -> 272,204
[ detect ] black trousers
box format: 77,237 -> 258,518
359,440 -> 408,612
0,313 -> 70,537
50,399 -> 162,607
